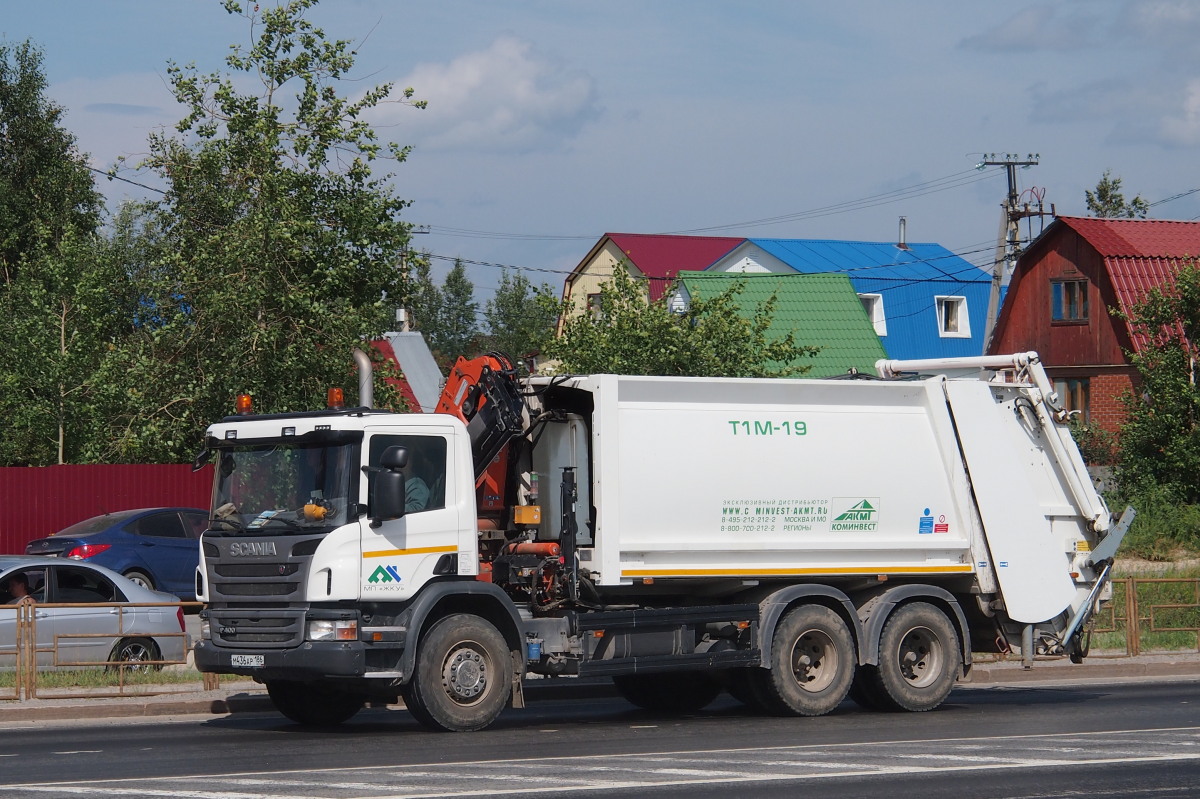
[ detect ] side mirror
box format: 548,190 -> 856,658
370,470 -> 407,527
191,448 -> 211,473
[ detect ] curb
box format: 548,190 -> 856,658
5,660 -> 1198,723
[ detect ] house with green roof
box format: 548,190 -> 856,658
674,271 -> 887,378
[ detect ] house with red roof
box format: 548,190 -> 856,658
559,233 -> 744,328
987,216 -> 1200,439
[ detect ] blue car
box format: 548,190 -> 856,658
24,508 -> 208,600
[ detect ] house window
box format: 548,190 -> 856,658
1054,378 -> 1090,422
935,296 -> 970,338
586,292 -> 602,320
858,293 -> 887,336
1051,279 -> 1089,323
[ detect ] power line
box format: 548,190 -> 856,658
87,165 -> 166,195
1148,188 -> 1200,208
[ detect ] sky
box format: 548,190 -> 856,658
5,0 -> 1200,310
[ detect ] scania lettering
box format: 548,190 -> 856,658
192,351 -> 1131,731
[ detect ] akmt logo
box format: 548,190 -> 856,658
369,565 -> 403,584
830,499 -> 879,531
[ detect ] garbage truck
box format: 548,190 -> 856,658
191,350 -> 1131,731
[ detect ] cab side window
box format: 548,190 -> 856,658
368,435 -> 447,513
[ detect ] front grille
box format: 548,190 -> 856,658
204,533 -> 320,603
215,563 -> 300,578
215,581 -> 297,597
209,608 -> 305,648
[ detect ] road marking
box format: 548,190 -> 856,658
14,728 -> 1200,798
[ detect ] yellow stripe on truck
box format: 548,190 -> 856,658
364,545 -> 458,558
621,564 -> 974,578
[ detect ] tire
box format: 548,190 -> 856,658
123,570 -> 155,591
864,602 -> 960,712
749,604 -> 854,717
403,613 -> 513,732
108,637 -> 162,673
613,671 -> 722,714
266,680 -> 364,726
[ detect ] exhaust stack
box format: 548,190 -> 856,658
353,348 -> 373,409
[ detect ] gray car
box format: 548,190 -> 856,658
0,556 -> 188,671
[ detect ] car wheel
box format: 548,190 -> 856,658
123,570 -> 155,591
108,637 -> 162,673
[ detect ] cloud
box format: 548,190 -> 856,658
1118,0 -> 1200,60
367,35 -> 600,154
960,4 -> 1103,52
1159,78 -> 1200,146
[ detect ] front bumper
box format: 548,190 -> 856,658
194,639 -> 365,680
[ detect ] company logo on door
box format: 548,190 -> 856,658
831,498 -> 879,531
368,565 -> 402,584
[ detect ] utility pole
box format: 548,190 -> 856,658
980,153 -> 1053,351
398,225 -> 430,332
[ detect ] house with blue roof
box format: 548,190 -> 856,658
705,238 -> 993,360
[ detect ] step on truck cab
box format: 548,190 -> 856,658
192,351 -> 1131,731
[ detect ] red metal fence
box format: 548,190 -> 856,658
0,465 -> 212,554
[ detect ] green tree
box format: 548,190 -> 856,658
0,40 -> 110,465
0,40 -> 102,285
482,269 -> 560,367
1086,169 -> 1149,219
436,259 -> 480,362
409,258 -> 479,366
89,0 -> 422,462
548,266 -> 817,377
1114,261 -> 1200,504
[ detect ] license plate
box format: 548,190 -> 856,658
231,654 -> 264,667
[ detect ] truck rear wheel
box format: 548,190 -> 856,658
266,680 -> 364,726
404,613 -> 513,732
612,671 -> 722,713
865,602 -> 960,712
751,605 -> 854,717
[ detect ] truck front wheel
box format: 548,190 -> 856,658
863,601 -> 960,712
404,613 -> 513,732
751,605 -> 854,717
266,680 -> 364,726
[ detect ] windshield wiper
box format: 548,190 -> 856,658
258,515 -> 307,532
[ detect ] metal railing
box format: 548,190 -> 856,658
2,598 -> 198,700
1091,577 -> 1200,656
3,579 -> 1197,701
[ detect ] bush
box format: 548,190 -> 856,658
1115,485 -> 1200,559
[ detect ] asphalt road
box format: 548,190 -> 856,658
4,677 -> 1199,798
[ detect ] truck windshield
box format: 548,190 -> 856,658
212,443 -> 357,532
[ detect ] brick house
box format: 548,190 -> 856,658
987,216 -> 1200,439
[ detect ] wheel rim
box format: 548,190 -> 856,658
895,626 -> 943,688
117,641 -> 152,672
441,641 -> 490,705
789,628 -> 839,693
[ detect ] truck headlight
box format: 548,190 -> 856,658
199,619 -> 211,640
308,619 -> 358,641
